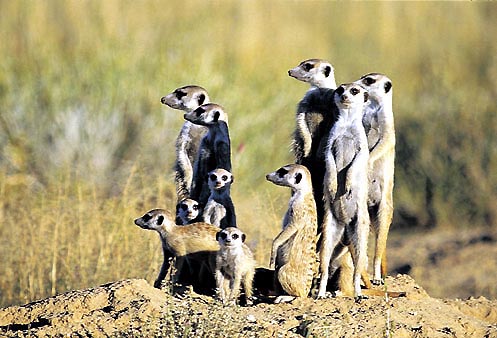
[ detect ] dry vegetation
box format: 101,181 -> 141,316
1,1 -> 497,310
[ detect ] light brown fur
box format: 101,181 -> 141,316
215,227 -> 255,305
355,73 -> 395,284
266,164 -> 318,300
134,208 -> 220,291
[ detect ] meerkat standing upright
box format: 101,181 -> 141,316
203,168 -> 237,229
184,103 -> 232,207
266,164 -> 318,303
318,83 -> 370,301
355,73 -> 395,285
161,85 -> 210,202
288,58 -> 339,230
215,227 -> 256,306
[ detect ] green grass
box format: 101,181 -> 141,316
0,1 -> 496,307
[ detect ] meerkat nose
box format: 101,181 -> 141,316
160,96 -> 167,104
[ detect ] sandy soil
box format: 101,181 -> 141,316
1,275 -> 496,337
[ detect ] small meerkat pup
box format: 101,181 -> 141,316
215,227 -> 256,306
288,58 -> 339,232
318,83 -> 370,301
161,85 -> 210,202
134,209 -> 220,290
266,164 -> 318,303
184,103 -> 232,207
175,198 -> 202,225
203,168 -> 237,229
355,73 -> 395,285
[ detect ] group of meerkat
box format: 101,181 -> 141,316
134,57 -> 398,306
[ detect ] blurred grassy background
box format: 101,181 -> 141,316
1,1 -> 496,307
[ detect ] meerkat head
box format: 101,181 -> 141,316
207,168 -> 233,192
355,73 -> 392,101
184,103 -> 228,126
176,198 -> 200,224
334,83 -> 369,110
160,85 -> 210,112
266,164 -> 312,192
216,227 -> 246,248
134,209 -> 175,231
288,58 -> 336,89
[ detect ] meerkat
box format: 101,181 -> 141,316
266,164 -> 318,303
203,168 -> 237,229
161,85 -> 210,202
288,58 -> 339,232
318,83 -> 370,301
355,73 -> 395,285
184,103 -> 232,207
215,227 -> 256,306
175,198 -> 202,225
134,208 -> 220,292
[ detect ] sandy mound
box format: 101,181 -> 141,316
1,276 -> 496,337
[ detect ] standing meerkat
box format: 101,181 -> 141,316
161,85 -> 210,202
266,164 -> 318,303
203,168 -> 237,229
288,58 -> 339,232
355,73 -> 395,285
175,198 -> 202,225
318,83 -> 370,301
215,227 -> 256,306
134,208 -> 220,292
184,103 -> 232,207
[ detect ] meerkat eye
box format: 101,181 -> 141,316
350,87 -> 360,96
222,175 -> 228,181
210,174 -> 217,181
220,232 -> 228,240
175,90 -> 187,99
180,204 -> 188,211
142,213 -> 152,222
232,234 -> 239,240
303,63 -> 313,71
276,168 -> 288,177
192,204 -> 199,210
364,77 -> 376,86
194,107 -> 205,117
335,86 -> 345,96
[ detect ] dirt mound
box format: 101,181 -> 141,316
1,276 -> 496,337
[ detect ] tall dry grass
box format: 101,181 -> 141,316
1,1 -> 496,307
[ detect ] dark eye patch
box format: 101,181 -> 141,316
220,232 -> 228,240
232,233 -> 239,240
222,175 -> 228,181
142,213 -> 152,222
180,204 -> 188,211
335,86 -> 345,96
276,167 -> 289,177
303,63 -> 313,71
210,174 -> 217,181
364,77 -> 376,86
194,107 -> 205,117
175,90 -> 187,99
156,215 -> 164,225
350,87 -> 360,95
192,204 -> 199,210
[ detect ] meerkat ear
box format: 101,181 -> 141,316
230,175 -> 234,184
294,172 -> 302,184
213,110 -> 220,122
198,94 -> 206,105
364,92 -> 369,103
241,233 -> 246,242
384,81 -> 392,93
323,65 -> 331,78
156,215 -> 164,225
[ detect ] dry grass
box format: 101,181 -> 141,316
0,1 -> 496,307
